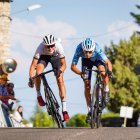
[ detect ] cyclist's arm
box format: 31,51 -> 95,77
71,64 -> 82,75
95,44 -> 112,72
29,58 -> 38,78
104,59 -> 112,72
0,95 -> 4,100
71,52 -> 81,75
59,57 -> 66,72
3,95 -> 16,100
71,44 -> 82,75
71,54 -> 81,75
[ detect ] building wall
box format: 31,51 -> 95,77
0,1 -> 10,64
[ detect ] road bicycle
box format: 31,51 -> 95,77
86,68 -> 106,129
33,69 -> 64,128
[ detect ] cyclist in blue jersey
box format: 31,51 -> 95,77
71,38 -> 112,122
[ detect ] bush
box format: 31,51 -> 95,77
101,112 -> 122,127
66,114 -> 90,127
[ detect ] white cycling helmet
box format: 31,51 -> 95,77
82,38 -> 95,51
43,34 -> 55,45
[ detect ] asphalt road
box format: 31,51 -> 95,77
0,127 -> 139,140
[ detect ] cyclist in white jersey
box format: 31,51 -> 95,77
71,38 -> 112,122
28,34 -> 69,121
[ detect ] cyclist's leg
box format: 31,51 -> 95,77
56,74 -> 69,121
51,56 -> 66,103
96,60 -> 110,102
35,55 -> 49,106
35,64 -> 44,90
50,56 -> 69,121
82,58 -> 93,114
56,74 -> 66,104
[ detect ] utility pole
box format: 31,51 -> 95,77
0,0 -> 12,74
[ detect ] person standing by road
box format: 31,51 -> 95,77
0,74 -> 17,110
11,106 -> 25,127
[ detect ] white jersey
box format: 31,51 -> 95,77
34,41 -> 65,59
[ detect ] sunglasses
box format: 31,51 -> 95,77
46,44 -> 55,48
84,51 -> 93,54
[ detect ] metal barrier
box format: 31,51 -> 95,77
0,101 -> 13,127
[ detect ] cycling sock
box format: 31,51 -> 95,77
62,101 -> 67,112
104,85 -> 109,92
36,90 -> 41,97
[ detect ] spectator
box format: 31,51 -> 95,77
0,74 -> 17,111
0,74 -> 13,127
11,106 -> 25,127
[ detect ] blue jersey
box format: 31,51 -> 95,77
0,84 -> 8,97
72,42 -> 108,65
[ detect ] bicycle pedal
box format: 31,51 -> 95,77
86,119 -> 91,124
98,107 -> 102,113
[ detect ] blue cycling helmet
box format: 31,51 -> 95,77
82,38 -> 95,51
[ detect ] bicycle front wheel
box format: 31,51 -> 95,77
91,85 -> 102,129
53,110 -> 64,128
50,100 -> 64,128
91,92 -> 96,129
44,90 -> 64,128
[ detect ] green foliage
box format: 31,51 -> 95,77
105,33 -> 140,113
32,112 -> 54,127
66,114 -> 90,127
101,112 -> 119,119
66,113 -> 120,127
30,104 -> 54,127
22,119 -> 29,125
130,5 -> 140,25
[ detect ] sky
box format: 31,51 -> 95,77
9,0 -> 140,120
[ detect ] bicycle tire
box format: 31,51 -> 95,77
96,85 -> 102,128
91,85 -> 102,128
53,110 -> 64,128
45,87 -> 64,128
91,87 -> 96,129
50,98 -> 64,128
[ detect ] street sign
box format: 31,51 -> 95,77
120,106 -> 133,119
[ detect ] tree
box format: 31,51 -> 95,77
105,33 -> 140,113
66,114 -> 89,127
130,5 -> 140,25
30,104 -> 54,127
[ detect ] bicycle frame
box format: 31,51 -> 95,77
87,69 -> 105,129
33,70 -> 64,128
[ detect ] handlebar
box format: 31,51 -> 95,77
86,68 -> 105,74
32,69 -> 54,80
86,68 -> 113,80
